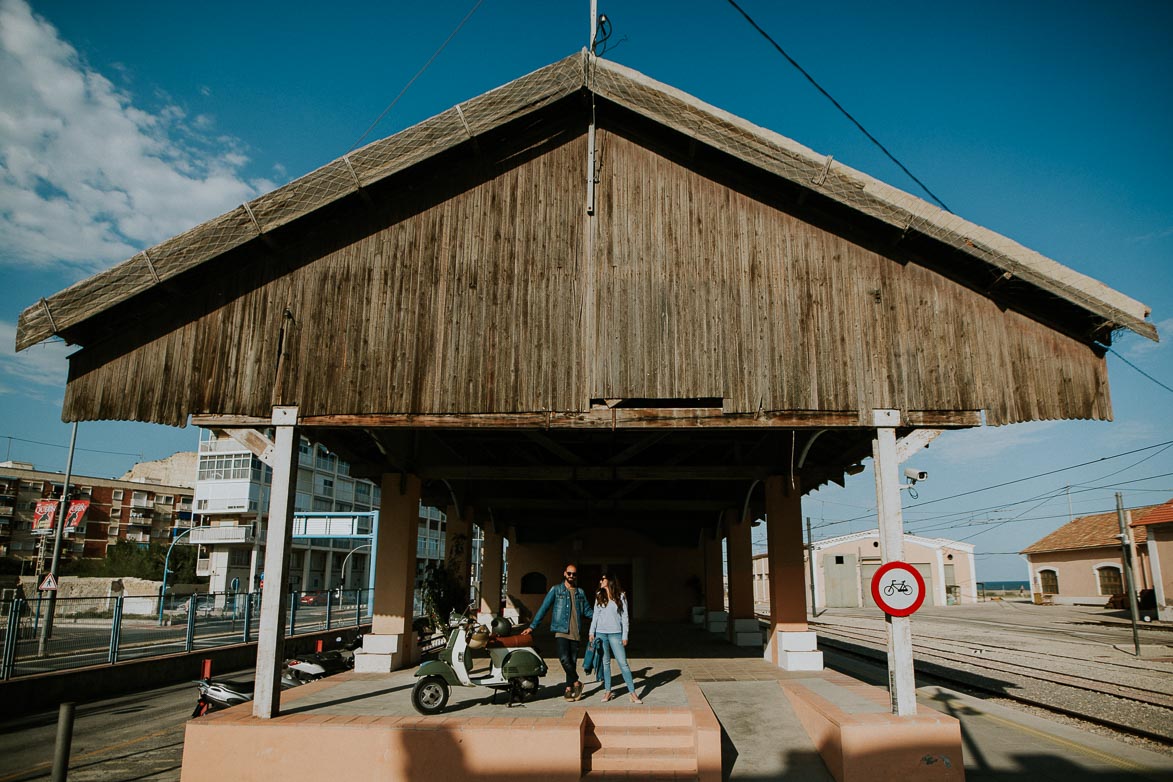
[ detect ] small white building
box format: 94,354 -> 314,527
753,529 -> 977,611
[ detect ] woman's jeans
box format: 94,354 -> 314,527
597,632 -> 637,694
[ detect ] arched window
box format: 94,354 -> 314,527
1097,566 -> 1123,595
1039,570 -> 1059,594
520,572 -> 547,594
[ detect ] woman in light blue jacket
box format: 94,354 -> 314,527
588,573 -> 642,703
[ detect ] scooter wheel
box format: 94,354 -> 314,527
411,676 -> 450,715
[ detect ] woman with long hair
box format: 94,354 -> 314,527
588,572 -> 642,703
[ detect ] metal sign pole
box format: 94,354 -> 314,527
38,422 -> 77,657
871,410 -> 916,716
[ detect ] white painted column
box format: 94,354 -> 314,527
1149,526 -> 1170,620
872,409 -> 917,716
252,406 -> 299,719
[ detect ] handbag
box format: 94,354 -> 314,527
582,637 -> 603,674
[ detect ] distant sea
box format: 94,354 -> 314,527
979,580 -> 1030,590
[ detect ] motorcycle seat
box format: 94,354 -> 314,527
486,634 -> 530,649
215,679 -> 256,693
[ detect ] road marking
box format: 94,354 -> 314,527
0,724 -> 178,782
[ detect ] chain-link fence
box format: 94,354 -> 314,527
0,589 -> 372,680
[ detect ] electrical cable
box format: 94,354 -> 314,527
1108,347 -> 1173,395
1,434 -> 142,459
347,0 -> 485,154
724,0 -> 952,213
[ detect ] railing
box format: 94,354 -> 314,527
0,588 -> 373,680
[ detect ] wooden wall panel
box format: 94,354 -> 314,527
61,124 -> 1109,428
590,130 -> 1109,425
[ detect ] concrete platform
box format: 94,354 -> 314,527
180,622 -> 970,781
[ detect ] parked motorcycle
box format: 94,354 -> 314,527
410,616 -> 547,714
191,668 -> 303,717
286,635 -> 363,682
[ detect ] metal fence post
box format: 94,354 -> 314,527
108,595 -> 124,664
242,593 -> 252,644
2,599 -> 23,680
355,590 -> 361,627
325,590 -> 333,630
288,591 -> 298,637
185,595 -> 196,652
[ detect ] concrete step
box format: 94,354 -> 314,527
583,706 -> 694,727
581,772 -> 698,781
584,746 -> 698,774
584,724 -> 696,750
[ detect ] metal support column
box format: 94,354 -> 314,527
108,595 -> 124,663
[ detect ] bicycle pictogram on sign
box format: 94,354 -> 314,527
870,562 -> 926,616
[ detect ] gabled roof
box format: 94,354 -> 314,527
1020,502 -> 1168,554
17,51 -> 1157,352
811,528 -> 975,552
1129,498 -> 1173,527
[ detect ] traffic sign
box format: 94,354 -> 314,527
38,573 -> 59,592
870,561 -> 926,617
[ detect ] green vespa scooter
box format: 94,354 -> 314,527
411,615 -> 548,714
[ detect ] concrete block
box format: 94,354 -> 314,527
359,634 -> 399,655
779,631 -> 818,652
352,651 -> 393,673
730,618 -> 759,633
707,621 -> 727,634
733,631 -> 762,647
778,650 -> 823,671
691,606 -> 706,625
706,610 -> 728,634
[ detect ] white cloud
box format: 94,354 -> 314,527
0,320 -> 68,399
934,421 -> 1062,464
0,0 -> 275,275
1123,318 -> 1172,360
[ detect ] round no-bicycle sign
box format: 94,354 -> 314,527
870,561 -> 926,617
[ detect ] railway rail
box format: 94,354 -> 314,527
809,619 -> 1173,744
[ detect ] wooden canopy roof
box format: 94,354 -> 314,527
15,52 -> 1159,544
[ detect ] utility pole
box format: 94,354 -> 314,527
806,517 -> 818,617
38,422 -> 77,656
1115,493 -> 1142,657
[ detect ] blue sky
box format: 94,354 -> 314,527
1,0 -> 1170,580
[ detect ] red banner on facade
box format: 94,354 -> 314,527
31,500 -> 57,535
30,499 -> 89,535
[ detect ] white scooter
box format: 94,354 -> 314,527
410,616 -> 547,714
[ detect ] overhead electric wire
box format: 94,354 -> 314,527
1108,347 -> 1173,395
346,0 -> 485,154
724,0 -> 952,213
1,434 -> 142,459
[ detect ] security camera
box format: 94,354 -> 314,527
904,468 -> 928,484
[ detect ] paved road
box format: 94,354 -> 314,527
0,675 -> 202,782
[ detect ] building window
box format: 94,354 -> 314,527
834,555 -> 844,565
112,489 -> 123,501
158,495 -> 173,504
1039,570 -> 1059,594
1097,566 -> 1123,596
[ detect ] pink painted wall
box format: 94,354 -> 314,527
1028,546 -> 1153,604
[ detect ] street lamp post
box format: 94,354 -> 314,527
158,526 -> 196,625
338,544 -> 371,592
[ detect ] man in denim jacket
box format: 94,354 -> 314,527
522,563 -> 593,700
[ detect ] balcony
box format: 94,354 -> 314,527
189,526 -> 254,545
196,557 -> 212,577
126,514 -> 152,526
199,438 -> 250,454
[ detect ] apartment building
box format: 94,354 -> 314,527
0,461 -> 193,573
192,432 -> 451,607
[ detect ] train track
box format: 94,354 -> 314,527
810,621 -> 1173,744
